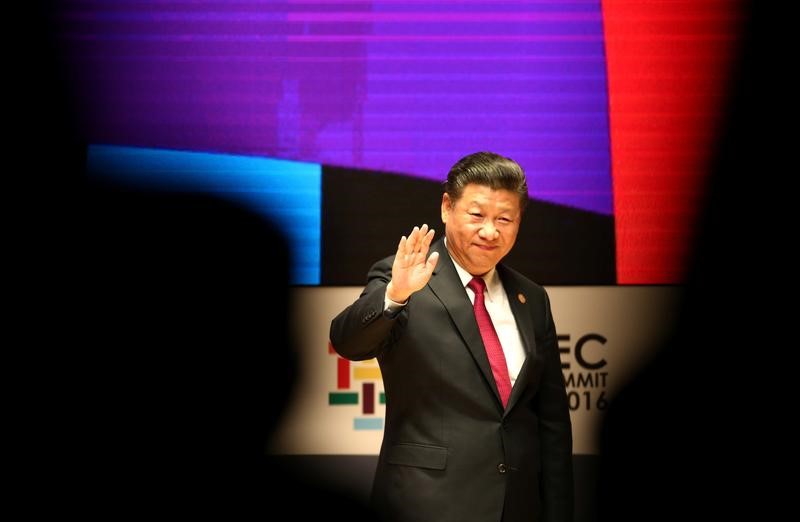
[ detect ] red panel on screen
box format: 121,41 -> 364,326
602,0 -> 741,283
363,382 -> 375,415
337,358 -> 351,390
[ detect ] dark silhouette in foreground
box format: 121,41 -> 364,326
76,182 -> 375,518
597,4 -> 778,520
22,5 -> 374,516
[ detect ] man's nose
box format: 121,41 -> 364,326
479,222 -> 499,240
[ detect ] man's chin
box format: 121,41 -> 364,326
465,260 -> 495,276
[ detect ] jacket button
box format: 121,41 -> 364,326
497,463 -> 507,474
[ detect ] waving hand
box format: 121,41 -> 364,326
386,224 -> 439,303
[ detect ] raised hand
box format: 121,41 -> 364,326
386,224 -> 439,303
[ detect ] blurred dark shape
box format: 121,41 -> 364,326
597,2 -> 779,520
76,182 -> 375,518
79,185 -> 292,511
69,176 -> 374,518
22,3 -> 375,518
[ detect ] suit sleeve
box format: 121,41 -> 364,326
536,288 -> 574,522
329,256 -> 403,361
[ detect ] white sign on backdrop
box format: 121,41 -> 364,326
271,286 -> 681,455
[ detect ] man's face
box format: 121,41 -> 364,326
441,184 -> 522,276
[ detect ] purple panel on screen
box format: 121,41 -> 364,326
58,1 -> 611,214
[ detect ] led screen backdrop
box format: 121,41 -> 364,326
58,1 -> 740,284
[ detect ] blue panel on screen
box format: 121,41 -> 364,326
87,145 -> 321,285
354,418 -> 384,431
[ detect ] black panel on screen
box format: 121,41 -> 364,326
504,198 -> 616,285
322,166 -> 615,285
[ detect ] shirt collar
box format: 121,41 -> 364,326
445,238 -> 502,303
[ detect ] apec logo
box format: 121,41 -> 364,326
558,333 -> 609,412
327,342 -> 385,430
325,332 -> 610,428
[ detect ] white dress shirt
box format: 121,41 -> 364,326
449,259 -> 527,386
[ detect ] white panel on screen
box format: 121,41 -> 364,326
271,287 -> 681,455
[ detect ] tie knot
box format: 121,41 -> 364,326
467,277 -> 486,295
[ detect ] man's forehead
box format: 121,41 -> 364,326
459,187 -> 520,208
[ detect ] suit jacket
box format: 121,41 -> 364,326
330,239 -> 573,522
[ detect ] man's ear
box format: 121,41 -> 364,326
441,193 -> 451,224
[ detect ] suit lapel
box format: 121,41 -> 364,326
498,265 -> 537,415
427,240 -> 503,407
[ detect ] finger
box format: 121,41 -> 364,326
426,251 -> 440,274
422,228 -> 435,250
407,226 -> 420,254
417,224 -> 429,250
396,236 -> 408,265
409,224 -> 427,255
415,228 -> 434,262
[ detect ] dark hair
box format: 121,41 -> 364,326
444,152 -> 528,210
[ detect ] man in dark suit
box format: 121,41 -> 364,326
330,152 -> 573,522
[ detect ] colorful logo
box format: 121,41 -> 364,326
328,341 -> 385,430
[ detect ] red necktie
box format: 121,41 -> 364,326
467,277 -> 512,408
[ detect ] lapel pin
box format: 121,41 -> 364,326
517,293 -> 526,304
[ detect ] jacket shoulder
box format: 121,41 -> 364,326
366,254 -> 395,282
499,263 -> 547,296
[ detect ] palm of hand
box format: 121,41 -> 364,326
393,252 -> 434,293
387,224 -> 439,302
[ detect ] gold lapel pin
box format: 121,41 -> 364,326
517,293 -> 526,304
